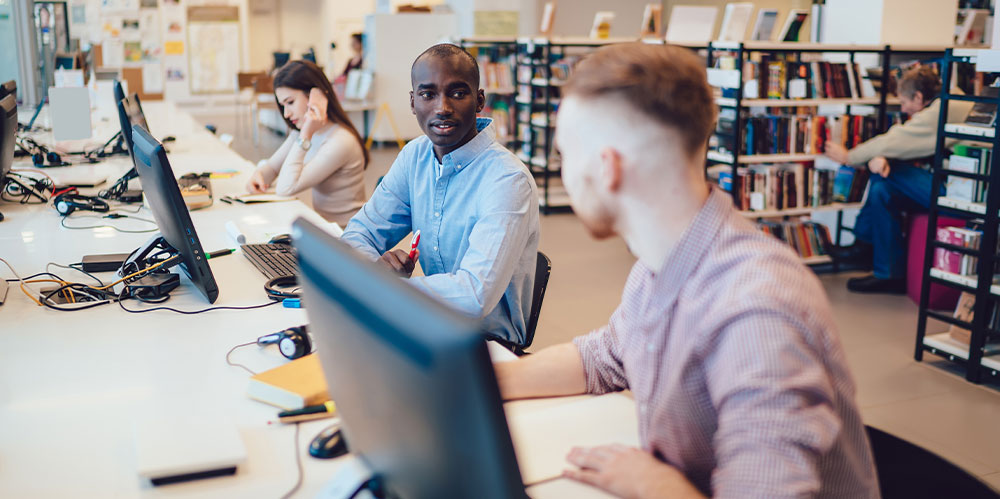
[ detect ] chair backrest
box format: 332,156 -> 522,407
866,425 -> 1000,498
237,71 -> 265,92
253,75 -> 274,95
522,251 -> 551,353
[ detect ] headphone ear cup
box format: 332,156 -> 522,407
55,199 -> 74,215
278,327 -> 311,360
47,151 -> 63,166
32,153 -> 44,166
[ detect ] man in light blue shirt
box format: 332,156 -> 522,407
341,44 -> 539,347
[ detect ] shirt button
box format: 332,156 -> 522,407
640,404 -> 648,414
646,342 -> 655,353
433,246 -> 438,251
434,212 -> 440,217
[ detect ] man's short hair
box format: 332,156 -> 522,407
562,43 -> 716,158
411,43 -> 480,88
898,66 -> 941,103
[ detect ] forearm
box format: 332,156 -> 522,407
494,342 -> 587,400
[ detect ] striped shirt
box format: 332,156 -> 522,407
574,188 -> 879,498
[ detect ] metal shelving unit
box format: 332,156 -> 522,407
915,48 -> 1000,383
459,37 -> 519,149
513,37 -> 706,214
705,42 -> 947,267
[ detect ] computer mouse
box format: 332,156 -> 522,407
309,424 -> 348,459
268,233 -> 293,246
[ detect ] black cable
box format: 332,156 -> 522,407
50,262 -> 104,286
60,213 -> 159,233
118,298 -> 281,315
225,341 -> 258,376
6,272 -> 67,282
280,423 -> 304,499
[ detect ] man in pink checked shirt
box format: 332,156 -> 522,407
494,44 -> 879,498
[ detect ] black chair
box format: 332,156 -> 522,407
509,251 -> 551,355
866,425 -> 1000,499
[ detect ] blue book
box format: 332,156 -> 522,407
832,165 -> 855,202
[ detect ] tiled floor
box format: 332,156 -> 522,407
195,108 -> 1000,487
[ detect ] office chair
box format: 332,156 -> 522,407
865,425 -> 1000,499
496,251 -> 551,356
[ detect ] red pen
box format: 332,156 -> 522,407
408,230 -> 421,260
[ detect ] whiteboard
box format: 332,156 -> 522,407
187,21 -> 239,94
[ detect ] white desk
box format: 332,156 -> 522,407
0,102 -> 630,498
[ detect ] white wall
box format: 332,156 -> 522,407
821,0 -> 958,46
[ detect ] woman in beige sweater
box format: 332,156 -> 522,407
247,60 -> 368,227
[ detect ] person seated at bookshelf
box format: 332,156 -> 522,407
340,44 -> 540,349
247,60 -> 368,227
340,33 -> 364,79
823,66 -> 974,293
494,43 -> 878,498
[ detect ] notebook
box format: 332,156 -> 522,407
247,354 -> 331,410
505,393 -> 639,485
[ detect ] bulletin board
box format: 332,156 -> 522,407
187,6 -> 240,94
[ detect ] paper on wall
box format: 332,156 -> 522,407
142,64 -> 164,93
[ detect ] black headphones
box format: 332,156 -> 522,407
257,325 -> 313,360
54,192 -> 110,216
265,275 -> 300,301
22,138 -> 69,167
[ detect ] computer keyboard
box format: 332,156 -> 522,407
241,243 -> 298,279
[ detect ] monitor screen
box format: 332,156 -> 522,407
1,95 -> 16,181
293,218 -> 526,499
130,125 -> 219,303
127,93 -> 150,134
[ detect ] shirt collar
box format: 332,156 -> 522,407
437,118 -> 495,174
644,187 -> 731,303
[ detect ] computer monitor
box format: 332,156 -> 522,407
292,218 -> 526,499
0,80 -> 16,102
129,125 -> 219,303
126,93 -> 150,134
1,95 -> 16,181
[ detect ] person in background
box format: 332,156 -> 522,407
246,60 -> 368,227
341,33 -> 364,79
340,44 -> 539,349
494,43 -> 878,498
824,66 -> 974,294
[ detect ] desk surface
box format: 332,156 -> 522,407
1,102 -> 628,498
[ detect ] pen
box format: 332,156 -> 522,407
206,248 -> 236,259
270,400 -> 337,424
408,230 -> 421,260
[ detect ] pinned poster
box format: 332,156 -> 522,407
143,64 -> 164,93
164,40 -> 184,55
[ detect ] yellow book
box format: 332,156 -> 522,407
247,354 -> 330,410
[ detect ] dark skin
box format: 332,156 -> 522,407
377,53 -> 485,276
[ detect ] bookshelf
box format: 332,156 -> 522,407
460,37 -> 518,148
514,37 -> 709,214
915,48 -> 1000,384
706,42 -> 948,268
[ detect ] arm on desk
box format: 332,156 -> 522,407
494,343 -> 587,400
341,147 -> 414,261
248,134 -> 295,193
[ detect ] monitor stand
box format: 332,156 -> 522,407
317,455 -> 378,499
120,234 -> 182,278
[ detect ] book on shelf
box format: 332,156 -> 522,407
934,226 -> 982,276
716,162 -> 865,211
947,291 -> 1000,353
478,58 -> 514,91
718,2 -> 754,42
740,113 -> 891,156
777,9 -> 808,42
750,8 -> 779,41
948,144 -> 992,203
964,86 -> 999,127
731,58 -> 874,100
756,219 -> 832,259
589,11 -> 615,40
639,3 -> 663,38
665,5 -> 718,44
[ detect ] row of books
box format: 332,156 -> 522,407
479,59 -> 515,91
715,55 -> 877,100
718,163 -> 869,211
934,226 -> 983,276
734,113 -> 893,156
756,220 -> 833,259
946,145 -> 993,203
